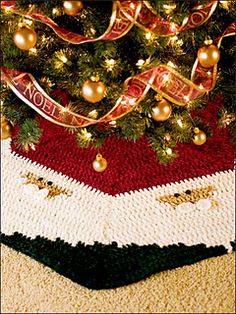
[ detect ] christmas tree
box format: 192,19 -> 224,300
1,0 -> 235,169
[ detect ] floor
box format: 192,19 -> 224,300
1,245 -> 235,313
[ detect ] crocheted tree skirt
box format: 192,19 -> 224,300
1,100 -> 235,290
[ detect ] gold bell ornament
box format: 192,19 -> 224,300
1,116 -> 12,140
13,26 -> 37,50
197,39 -> 220,68
92,154 -> 108,172
82,78 -> 106,103
63,1 -> 84,16
193,127 -> 207,145
151,98 -> 172,122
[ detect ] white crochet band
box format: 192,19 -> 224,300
1,139 -> 235,250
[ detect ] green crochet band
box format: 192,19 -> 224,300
1,232 -> 235,290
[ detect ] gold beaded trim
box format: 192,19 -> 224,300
158,185 -> 217,208
22,172 -> 72,199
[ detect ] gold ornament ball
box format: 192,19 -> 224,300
151,99 -> 172,122
193,130 -> 207,145
63,1 -> 84,16
92,154 -> 108,172
197,44 -> 220,68
1,118 -> 12,140
13,27 -> 37,50
82,80 -> 106,103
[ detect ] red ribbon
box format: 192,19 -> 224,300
0,63 -> 214,128
1,0 -> 235,128
2,1 -> 218,43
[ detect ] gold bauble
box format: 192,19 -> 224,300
13,27 -> 37,50
92,154 -> 107,172
151,99 -> 172,122
63,1 -> 84,16
197,44 -> 220,68
193,129 -> 207,145
82,80 -> 106,103
1,117 -> 12,140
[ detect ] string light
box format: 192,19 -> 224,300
85,27 -> 96,37
145,32 -> 152,40
109,121 -> 117,126
85,132 -> 92,139
164,133 -> 171,141
130,3 -> 135,9
183,95 -> 190,103
61,55 -> 68,63
177,119 -> 183,128
80,128 -> 92,140
90,75 -> 100,82
90,28 -> 96,35
167,61 -> 177,68
28,48 -> 37,55
177,39 -> 183,46
136,59 -> 145,68
41,35 -> 47,42
219,1 -> 230,10
220,112 -> 236,127
40,77 -> 53,88
52,8 -> 60,15
22,19 -> 33,26
163,3 -> 176,14
168,36 -> 183,47
88,109 -> 98,119
136,58 -> 151,69
30,143 -> 36,151
166,147 -> 173,155
105,59 -> 116,71
163,4 -> 176,9
169,35 -> 178,44
55,50 -> 68,63
54,50 -> 70,69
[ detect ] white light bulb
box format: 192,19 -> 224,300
145,32 -> 152,40
60,55 -> 68,63
177,119 -> 183,128
166,148 -> 172,155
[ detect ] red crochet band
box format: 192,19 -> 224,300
11,99 -> 234,195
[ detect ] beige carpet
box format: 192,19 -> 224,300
1,244 -> 235,314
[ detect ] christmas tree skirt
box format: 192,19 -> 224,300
1,102 -> 235,290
